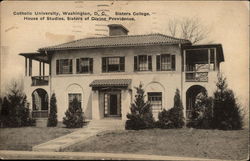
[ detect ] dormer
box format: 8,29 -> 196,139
108,24 -> 129,36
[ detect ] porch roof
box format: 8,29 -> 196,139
182,44 -> 224,62
19,52 -> 49,63
89,79 -> 132,88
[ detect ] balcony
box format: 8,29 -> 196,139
185,71 -> 208,82
31,76 -> 49,86
32,110 -> 48,118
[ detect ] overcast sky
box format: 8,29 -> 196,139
1,1 -> 249,113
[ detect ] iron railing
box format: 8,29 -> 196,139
185,71 -> 208,82
31,76 -> 49,86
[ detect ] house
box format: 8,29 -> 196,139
19,24 -> 224,126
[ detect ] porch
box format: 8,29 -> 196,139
89,79 -> 132,120
20,52 -> 51,86
183,44 -> 224,82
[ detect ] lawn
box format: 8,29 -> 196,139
64,128 -> 249,160
0,127 -> 77,151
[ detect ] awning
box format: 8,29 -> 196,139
89,79 -> 132,89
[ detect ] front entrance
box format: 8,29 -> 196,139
104,91 -> 121,117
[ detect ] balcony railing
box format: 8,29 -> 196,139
31,76 -> 49,86
32,110 -> 48,118
185,71 -> 208,82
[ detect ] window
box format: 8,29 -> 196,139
68,93 -> 82,108
148,92 -> 162,112
56,59 -> 72,74
134,55 -> 152,71
102,57 -> 125,72
76,58 -> 93,74
156,54 -> 175,71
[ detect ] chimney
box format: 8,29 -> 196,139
108,24 -> 129,36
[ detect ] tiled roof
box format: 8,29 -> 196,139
89,79 -> 132,87
39,34 -> 190,51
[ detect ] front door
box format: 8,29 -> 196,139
110,94 -> 118,115
104,92 -> 121,117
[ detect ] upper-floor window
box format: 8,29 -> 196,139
56,59 -> 72,74
134,55 -> 152,71
102,57 -> 125,72
76,58 -> 93,74
156,54 -> 175,71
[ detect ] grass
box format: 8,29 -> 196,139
0,127 -> 77,151
64,128 -> 249,160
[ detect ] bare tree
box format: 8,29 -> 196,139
167,17 -> 210,44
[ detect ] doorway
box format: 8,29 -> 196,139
104,91 -> 121,117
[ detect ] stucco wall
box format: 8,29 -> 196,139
48,45 -> 183,121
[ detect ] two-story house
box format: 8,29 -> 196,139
20,24 -> 224,126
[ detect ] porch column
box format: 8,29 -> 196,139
208,49 -> 210,70
42,62 -> 45,76
121,89 -> 130,120
25,57 -> 27,76
92,90 -> 100,120
29,58 -> 32,76
183,50 -> 186,72
39,61 -> 42,76
214,48 -> 217,70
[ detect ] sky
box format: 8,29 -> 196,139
1,1 -> 249,115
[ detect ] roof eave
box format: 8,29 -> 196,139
39,41 -> 190,52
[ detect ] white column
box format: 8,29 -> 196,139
208,49 -> 210,71
92,90 -> 100,120
121,89 -> 131,120
214,48 -> 217,71
183,50 -> 186,72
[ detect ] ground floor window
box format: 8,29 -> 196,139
68,93 -> 82,108
148,92 -> 162,113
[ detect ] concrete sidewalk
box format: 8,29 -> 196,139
32,119 -> 125,152
0,150 -> 228,160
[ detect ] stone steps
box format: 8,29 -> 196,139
35,118 -> 48,127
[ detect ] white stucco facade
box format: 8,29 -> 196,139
21,25 -> 224,123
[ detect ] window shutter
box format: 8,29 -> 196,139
56,60 -> 59,74
89,58 -> 93,73
102,57 -> 107,72
148,55 -> 152,71
134,56 -> 138,71
171,55 -> 176,71
76,59 -> 79,73
69,59 -> 73,73
119,57 -> 125,72
156,55 -> 161,71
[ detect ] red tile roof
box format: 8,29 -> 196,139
89,79 -> 132,87
39,34 -> 190,51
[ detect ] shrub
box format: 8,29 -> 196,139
0,82 -> 34,127
211,75 -> 243,130
63,96 -> 84,128
187,91 -> 213,129
47,93 -> 58,127
125,83 -> 154,130
157,89 -> 184,129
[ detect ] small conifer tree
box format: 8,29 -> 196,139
212,74 -> 243,130
157,89 -> 184,128
0,82 -> 34,127
47,93 -> 58,127
63,96 -> 84,128
125,83 -> 154,130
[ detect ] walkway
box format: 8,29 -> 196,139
32,119 -> 125,152
0,150 -> 229,160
